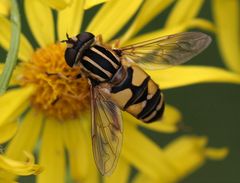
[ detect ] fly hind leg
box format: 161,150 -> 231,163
95,34 -> 103,45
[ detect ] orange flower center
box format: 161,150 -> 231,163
18,43 -> 90,121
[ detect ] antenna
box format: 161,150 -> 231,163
61,33 -> 74,43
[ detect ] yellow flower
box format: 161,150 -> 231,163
0,0 -> 240,182
0,0 -> 10,16
212,0 -> 240,73
129,135 -> 228,183
40,0 -> 109,10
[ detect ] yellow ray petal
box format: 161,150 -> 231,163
0,63 -> 3,71
40,0 -> 71,10
133,136 -> 207,183
6,109 -> 43,160
24,0 -> 54,47
165,0 -> 204,27
0,65 -> 22,86
147,66 -> 240,90
84,0 -> 109,9
0,17 -> 34,61
121,0 -> 174,42
0,122 -> 17,143
212,0 -> 240,73
86,0 -> 143,42
163,135 -> 208,180
0,0 -> 10,16
205,147 -> 228,160
0,86 -> 34,127
133,136 -> 227,183
132,174 -> 158,183
123,104 -> 181,133
62,118 -> 89,180
0,177 -> 16,183
81,118 -> 100,183
0,152 -> 42,176
37,118 -> 65,183
104,158 -> 130,183
3,110 -> 42,180
124,18 -> 215,45
122,122 -> 177,181
83,164 -> 99,183
57,0 -> 84,41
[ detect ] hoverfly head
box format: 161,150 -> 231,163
62,32 -> 95,67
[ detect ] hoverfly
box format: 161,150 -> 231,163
62,32 -> 211,175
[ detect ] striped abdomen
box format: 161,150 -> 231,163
81,45 -> 121,82
108,65 -> 165,123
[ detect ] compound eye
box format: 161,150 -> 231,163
64,48 -> 77,67
76,32 -> 95,43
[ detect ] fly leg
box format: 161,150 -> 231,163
95,34 -> 103,44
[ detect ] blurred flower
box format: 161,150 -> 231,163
212,0 -> 240,73
130,135 -> 228,183
0,0 -> 109,14
40,0 -> 109,10
40,0 -> 71,10
84,0 -> 110,9
0,0 -> 240,183
0,0 -> 10,16
121,0 -> 215,44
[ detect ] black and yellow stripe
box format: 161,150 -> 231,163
81,45 -> 121,82
110,66 -> 165,123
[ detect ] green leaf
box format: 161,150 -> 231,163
0,0 -> 21,95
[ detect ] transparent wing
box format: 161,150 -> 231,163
90,83 -> 123,175
120,32 -> 212,70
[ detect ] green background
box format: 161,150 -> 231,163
0,1 -> 239,183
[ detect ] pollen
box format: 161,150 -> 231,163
18,43 -> 90,121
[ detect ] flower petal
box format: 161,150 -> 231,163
83,164 -> 99,183
57,0 -> 84,41
62,117 -> 89,181
80,118 -> 100,183
212,0 -> 240,73
133,136 -> 227,183
205,147 -> 228,160
165,0 -> 204,27
122,122 -> 176,180
84,0 -> 109,9
132,174 -> 158,183
40,0 -> 71,10
124,18 -> 215,45
163,135 -> 209,180
121,0 -> 174,42
86,0 -> 143,42
147,66 -> 240,90
83,165 -> 99,183
0,17 -> 34,61
104,158 -> 130,183
123,104 -> 181,133
0,122 -> 17,143
0,86 -> 34,127
6,109 -> 43,160
24,0 -> 55,47
0,65 -> 22,86
133,136 -> 207,183
0,63 -> 3,70
0,152 -> 42,176
0,0 -> 10,16
165,137 -> 229,180
37,118 -> 65,183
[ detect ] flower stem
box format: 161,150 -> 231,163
0,0 -> 21,95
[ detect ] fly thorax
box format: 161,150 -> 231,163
81,45 -> 122,83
